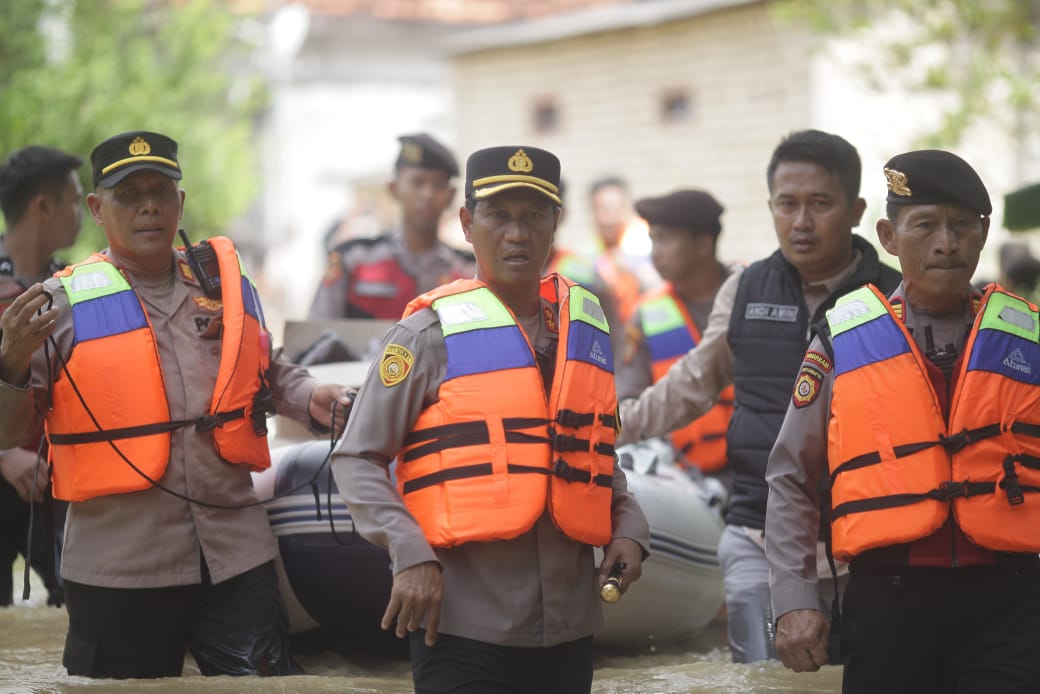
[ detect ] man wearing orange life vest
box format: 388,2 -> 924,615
616,189 -> 736,477
0,131 -> 354,679
331,145 -> 649,693
766,150 -> 1040,692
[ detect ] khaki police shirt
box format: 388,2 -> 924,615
308,231 -> 476,320
766,282 -> 974,621
0,248 -> 319,588
331,297 -> 651,648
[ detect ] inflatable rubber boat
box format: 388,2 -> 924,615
256,437 -> 725,651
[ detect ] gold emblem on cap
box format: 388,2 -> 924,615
508,149 -> 533,173
884,168 -> 912,197
128,136 -> 152,157
401,142 -> 422,164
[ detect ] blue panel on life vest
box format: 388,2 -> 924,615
568,320 -> 613,373
444,324 -> 535,379
646,326 -> 696,362
240,276 -> 262,322
71,291 -> 147,344
832,314 -> 910,376
967,328 -> 1040,385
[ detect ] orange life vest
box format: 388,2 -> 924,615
46,237 -> 273,502
826,284 -> 1040,561
399,274 -> 617,548
638,287 -> 733,472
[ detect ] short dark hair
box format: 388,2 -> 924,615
885,202 -> 903,224
589,176 -> 628,199
0,146 -> 83,225
766,130 -> 861,203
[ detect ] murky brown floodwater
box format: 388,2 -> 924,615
2,567 -> 843,694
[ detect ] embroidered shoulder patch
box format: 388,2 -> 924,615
804,350 -> 832,373
380,343 -> 414,387
792,364 -> 824,409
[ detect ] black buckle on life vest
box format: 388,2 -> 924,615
556,409 -> 594,428
930,480 -> 968,501
1002,456 -> 1025,506
939,429 -> 972,453
552,432 -> 587,452
553,458 -> 590,483
194,409 -> 244,433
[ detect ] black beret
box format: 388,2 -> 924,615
883,149 -> 991,216
635,189 -> 724,235
91,131 -> 181,188
464,146 -> 561,205
395,133 -> 459,177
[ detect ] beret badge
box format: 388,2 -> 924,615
400,141 -> 423,165
884,168 -> 912,197
128,136 -> 152,157
508,149 -> 533,173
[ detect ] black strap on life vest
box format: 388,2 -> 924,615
830,423 -> 1006,486
556,408 -> 617,431
401,418 -> 553,463
551,458 -> 613,487
47,409 -> 245,445
401,462 -> 550,494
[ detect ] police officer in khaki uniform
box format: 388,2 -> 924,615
0,130 -> 353,679
0,145 -> 83,607
615,189 -> 735,475
308,133 -> 476,320
767,150 -> 1040,693
331,145 -> 649,693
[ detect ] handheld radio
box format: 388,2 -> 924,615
178,229 -> 221,299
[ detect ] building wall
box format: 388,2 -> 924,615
450,1 -> 812,264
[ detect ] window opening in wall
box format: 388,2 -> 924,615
533,97 -> 560,134
660,88 -> 693,124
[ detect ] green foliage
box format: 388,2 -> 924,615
772,0 -> 1040,150
0,0 -> 268,260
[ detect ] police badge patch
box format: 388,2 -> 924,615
380,343 -> 414,387
792,364 -> 824,409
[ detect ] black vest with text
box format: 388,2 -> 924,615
725,236 -> 901,528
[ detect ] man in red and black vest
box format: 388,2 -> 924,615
308,133 -> 476,320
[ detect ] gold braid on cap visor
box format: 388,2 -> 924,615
101,155 -> 180,175
472,175 -> 561,205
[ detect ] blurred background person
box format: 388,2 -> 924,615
615,189 -> 735,479
0,145 -> 84,608
588,176 -> 660,326
308,133 -> 475,320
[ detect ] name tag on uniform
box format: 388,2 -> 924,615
353,281 -> 399,298
745,303 -> 798,322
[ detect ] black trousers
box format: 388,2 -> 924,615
0,477 -> 64,607
410,631 -> 594,694
840,559 -> 1040,694
62,559 -> 300,679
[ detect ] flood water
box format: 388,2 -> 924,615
2,568 -> 843,694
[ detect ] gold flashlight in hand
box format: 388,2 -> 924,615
599,561 -> 627,603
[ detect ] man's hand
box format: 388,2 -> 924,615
307,383 -> 355,436
0,284 -> 58,384
597,537 -> 645,595
775,608 -> 829,672
382,561 -> 443,646
0,448 -> 47,503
